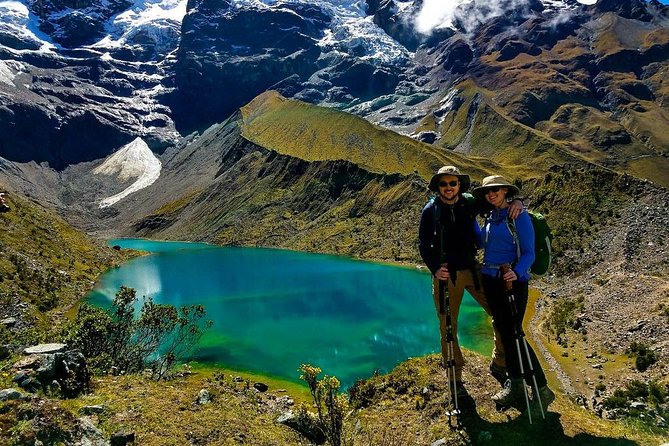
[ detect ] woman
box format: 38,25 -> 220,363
473,175 -> 554,409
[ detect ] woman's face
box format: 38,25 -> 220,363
485,186 -> 508,209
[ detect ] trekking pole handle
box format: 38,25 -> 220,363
500,264 -> 514,292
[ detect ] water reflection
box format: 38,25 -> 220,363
88,241 -> 492,386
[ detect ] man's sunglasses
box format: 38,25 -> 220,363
439,180 -> 459,187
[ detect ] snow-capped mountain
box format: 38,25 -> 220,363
1,0 -> 668,172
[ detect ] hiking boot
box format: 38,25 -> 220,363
533,385 -> 555,409
492,378 -> 525,406
489,363 -> 508,387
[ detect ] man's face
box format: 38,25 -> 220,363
437,175 -> 460,203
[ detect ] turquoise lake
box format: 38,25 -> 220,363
87,239 -> 493,386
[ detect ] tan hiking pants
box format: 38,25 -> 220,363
432,268 -> 506,381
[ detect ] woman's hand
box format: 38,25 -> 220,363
435,264 -> 449,281
502,268 -> 517,282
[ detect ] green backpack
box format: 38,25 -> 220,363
507,211 -> 553,276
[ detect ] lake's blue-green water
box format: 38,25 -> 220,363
87,240 -> 493,386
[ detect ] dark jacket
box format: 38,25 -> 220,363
418,194 -> 483,276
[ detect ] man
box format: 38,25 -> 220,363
418,166 -> 521,393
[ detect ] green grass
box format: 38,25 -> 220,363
0,191 -> 132,341
239,90 -> 494,181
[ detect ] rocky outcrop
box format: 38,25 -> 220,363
592,0 -> 655,21
29,0 -> 133,48
170,0 -> 330,133
12,346 -> 89,398
367,0 -> 422,51
277,411 -> 326,445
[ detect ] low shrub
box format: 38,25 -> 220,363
65,286 -> 212,379
627,342 -> 657,372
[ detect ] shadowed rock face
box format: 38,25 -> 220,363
593,0 -> 654,21
169,0 -> 330,134
368,0 -> 422,51
1,0 -> 669,173
31,0 -> 133,48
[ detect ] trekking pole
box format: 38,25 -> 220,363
438,273 -> 460,429
500,264 -> 541,423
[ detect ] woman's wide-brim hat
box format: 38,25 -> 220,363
472,175 -> 520,200
428,166 -> 470,193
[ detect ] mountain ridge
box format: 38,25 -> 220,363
2,0 -> 669,187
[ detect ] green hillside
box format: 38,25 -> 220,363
0,188 -> 131,341
431,15 -> 669,188
239,90 -> 501,181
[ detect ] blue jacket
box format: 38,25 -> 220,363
480,208 -> 535,282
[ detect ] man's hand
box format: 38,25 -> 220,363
508,199 -> 524,219
435,264 -> 449,281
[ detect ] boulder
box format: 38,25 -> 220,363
36,354 -> 58,383
253,382 -> 269,392
11,370 -> 30,385
0,388 -> 23,401
630,401 -> 647,410
56,350 -> 89,397
1,317 -> 16,327
197,389 -> 212,405
24,343 -> 68,355
77,417 -> 109,446
110,430 -> 135,446
19,377 -> 43,393
276,411 -> 326,445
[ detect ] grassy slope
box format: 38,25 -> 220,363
4,352 -> 662,446
436,17 -> 669,188
0,188 -> 132,339
239,90 -> 497,181
346,352 -> 666,446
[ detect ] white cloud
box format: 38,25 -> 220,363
414,0 -> 465,35
414,0 -> 557,35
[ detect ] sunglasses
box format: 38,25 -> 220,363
439,180 -> 459,188
484,186 -> 502,194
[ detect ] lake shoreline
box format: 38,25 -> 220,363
87,238 -> 485,388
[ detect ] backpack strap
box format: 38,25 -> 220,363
506,215 -> 521,265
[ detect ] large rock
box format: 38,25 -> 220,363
276,411 -> 326,445
23,343 -> 67,355
1,317 -> 17,327
76,417 -> 109,446
0,344 -> 9,360
0,388 -> 24,401
56,350 -> 89,397
13,348 -> 89,397
110,430 -> 135,446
